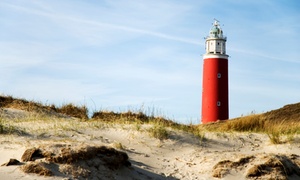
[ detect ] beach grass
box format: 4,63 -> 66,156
1,95 -> 299,143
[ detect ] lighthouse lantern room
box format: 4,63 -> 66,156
201,20 -> 229,124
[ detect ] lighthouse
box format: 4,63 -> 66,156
201,20 -> 229,124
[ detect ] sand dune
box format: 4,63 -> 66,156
0,107 -> 300,179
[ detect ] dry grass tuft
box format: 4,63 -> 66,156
0,95 -> 89,119
19,144 -> 131,178
92,111 -> 150,122
1,159 -> 21,166
21,148 -> 44,162
200,102 -> 300,136
21,162 -> 53,176
56,104 -> 88,119
0,95 -> 54,113
264,103 -> 300,122
267,131 -> 282,144
213,154 -> 300,179
59,164 -> 90,178
91,110 -> 178,126
212,160 -> 232,178
0,120 -> 7,134
46,145 -> 131,169
148,125 -> 169,140
201,114 -> 265,132
113,142 -> 125,150
212,156 -> 254,178
246,154 -> 300,179
0,119 -> 26,135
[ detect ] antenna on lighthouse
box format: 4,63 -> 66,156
213,18 -> 220,25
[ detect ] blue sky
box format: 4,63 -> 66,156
1,0 -> 299,124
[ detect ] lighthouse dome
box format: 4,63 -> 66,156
205,19 -> 227,55
209,20 -> 223,38
210,26 -> 219,33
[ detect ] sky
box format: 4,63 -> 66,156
1,0 -> 299,124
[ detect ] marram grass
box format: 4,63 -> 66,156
1,95 -> 300,144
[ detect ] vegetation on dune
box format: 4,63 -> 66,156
2,95 -> 300,180
55,104 -> 88,120
19,144 -> 131,178
212,154 -> 300,179
92,111 -> 150,122
0,95 -> 88,119
199,102 -> 300,144
21,162 -> 53,176
0,95 -> 300,142
200,102 -> 300,134
91,110 -> 177,126
0,95 -> 48,112
264,103 -> 300,122
148,125 -> 169,140
0,119 -> 26,135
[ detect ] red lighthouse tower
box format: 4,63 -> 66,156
201,20 -> 229,124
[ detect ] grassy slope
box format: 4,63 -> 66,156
1,95 -> 299,139
201,102 -> 300,134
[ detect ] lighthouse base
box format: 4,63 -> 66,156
201,57 -> 228,124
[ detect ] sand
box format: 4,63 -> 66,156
0,108 -> 300,180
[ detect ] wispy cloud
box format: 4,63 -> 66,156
228,47 -> 300,64
1,1 -> 200,46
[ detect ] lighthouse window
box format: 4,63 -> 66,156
217,42 -> 220,45
217,73 -> 221,78
217,101 -> 221,106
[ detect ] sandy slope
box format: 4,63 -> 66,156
0,108 -> 300,180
